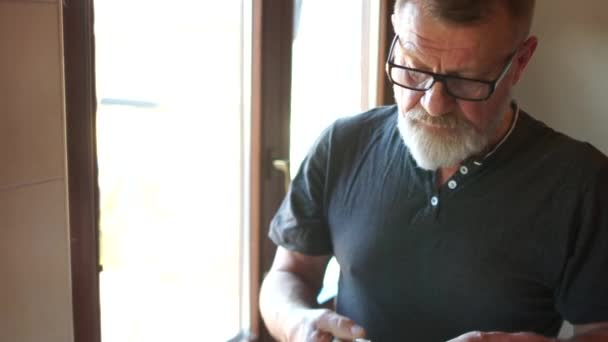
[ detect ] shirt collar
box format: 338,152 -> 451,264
482,101 -> 520,160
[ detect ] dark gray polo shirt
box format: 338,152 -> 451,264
269,105 -> 608,341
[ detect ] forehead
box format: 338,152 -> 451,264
395,2 -> 515,66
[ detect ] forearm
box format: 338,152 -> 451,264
259,270 -> 320,341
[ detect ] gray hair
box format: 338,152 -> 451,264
394,0 -> 535,25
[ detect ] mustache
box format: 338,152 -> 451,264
404,107 -> 468,130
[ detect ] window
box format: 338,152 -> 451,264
290,0 -> 381,174
95,1 -> 252,340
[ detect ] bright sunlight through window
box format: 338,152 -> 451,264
95,1 -> 251,341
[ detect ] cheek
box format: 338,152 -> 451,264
457,102 -> 497,130
456,73 -> 514,128
393,86 -> 422,112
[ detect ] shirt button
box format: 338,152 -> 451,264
460,166 -> 469,175
448,180 -> 458,190
430,196 -> 439,206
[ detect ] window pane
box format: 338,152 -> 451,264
95,1 -> 248,341
290,0 -> 379,175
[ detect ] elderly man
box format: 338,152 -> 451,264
259,0 -> 608,341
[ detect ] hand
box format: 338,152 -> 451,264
285,308 -> 367,342
447,331 -> 558,342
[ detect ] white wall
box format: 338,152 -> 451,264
515,0 -> 608,155
515,1 -> 608,337
0,1 -> 73,341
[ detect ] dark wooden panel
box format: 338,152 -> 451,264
63,1 -> 101,341
251,0 -> 294,340
377,0 -> 396,106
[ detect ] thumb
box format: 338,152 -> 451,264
315,311 -> 366,340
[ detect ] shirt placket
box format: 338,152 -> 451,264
428,159 -> 485,216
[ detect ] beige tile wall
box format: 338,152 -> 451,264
515,0 -> 608,155
0,181 -> 72,342
0,1 -> 73,342
0,0 -> 65,189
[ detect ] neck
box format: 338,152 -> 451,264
487,103 -> 516,152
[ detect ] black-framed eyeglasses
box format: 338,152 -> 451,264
385,35 -> 517,101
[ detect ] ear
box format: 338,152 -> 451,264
512,36 -> 538,85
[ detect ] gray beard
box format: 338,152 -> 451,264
397,106 -> 502,170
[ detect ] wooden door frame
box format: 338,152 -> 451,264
250,0 -> 294,340
63,1 -> 102,342
378,0 -> 396,106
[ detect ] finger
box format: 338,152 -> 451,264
446,331 -> 535,342
309,330 -> 332,342
446,331 -> 484,342
315,311 -> 366,340
511,332 -> 553,342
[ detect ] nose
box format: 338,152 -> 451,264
419,81 -> 457,117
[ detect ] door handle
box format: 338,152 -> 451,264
272,159 -> 291,194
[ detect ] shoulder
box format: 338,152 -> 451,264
518,111 -> 608,181
326,105 -> 398,146
296,105 -> 400,177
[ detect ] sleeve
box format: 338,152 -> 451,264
268,125 -> 334,256
555,160 -> 608,324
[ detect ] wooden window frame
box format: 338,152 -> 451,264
64,0 -> 393,340
63,1 -> 102,342
378,0 -> 395,106
250,0 -> 294,340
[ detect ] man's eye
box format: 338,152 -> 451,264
406,70 -> 427,83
